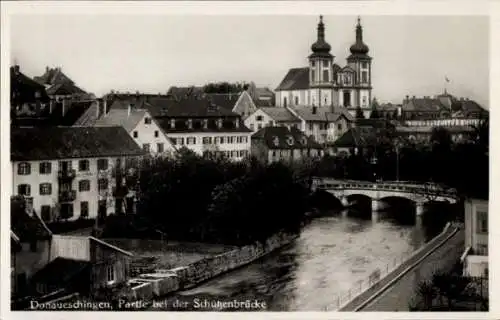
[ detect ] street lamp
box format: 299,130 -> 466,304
370,154 -> 378,182
394,138 -> 404,182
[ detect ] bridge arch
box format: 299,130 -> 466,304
310,189 -> 343,213
345,194 -> 373,219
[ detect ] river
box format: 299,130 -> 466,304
150,203 -> 451,311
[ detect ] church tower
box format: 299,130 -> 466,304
346,17 -> 372,113
308,16 -> 334,108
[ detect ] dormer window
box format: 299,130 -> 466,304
301,137 -> 308,145
203,119 -> 208,129
273,136 -> 280,147
187,119 -> 193,129
170,119 -> 175,129
286,135 -> 294,146
144,117 -> 152,125
234,118 -> 240,128
217,118 -> 223,129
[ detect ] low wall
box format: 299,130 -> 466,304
361,224 -> 465,311
130,232 -> 297,300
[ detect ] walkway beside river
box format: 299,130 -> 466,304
339,223 -> 464,311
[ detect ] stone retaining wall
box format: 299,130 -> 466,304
130,232 -> 297,300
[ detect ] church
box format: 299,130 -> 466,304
275,16 -> 373,118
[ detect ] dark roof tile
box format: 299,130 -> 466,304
275,67 -> 310,91
11,126 -> 145,161
252,126 -> 322,150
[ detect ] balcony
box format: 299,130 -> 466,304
59,190 -> 76,202
58,169 -> 76,180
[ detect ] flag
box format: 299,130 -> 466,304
445,76 -> 450,83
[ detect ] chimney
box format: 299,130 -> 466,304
96,99 -> 100,118
13,65 -> 20,74
46,66 -> 49,72
412,95 -> 416,99
103,99 -> 108,115
128,104 -> 131,117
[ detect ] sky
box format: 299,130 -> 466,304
10,14 -> 489,107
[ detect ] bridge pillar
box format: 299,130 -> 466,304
341,196 -> 349,207
416,202 -> 425,216
371,199 -> 381,223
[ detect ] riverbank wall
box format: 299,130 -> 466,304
128,232 -> 298,300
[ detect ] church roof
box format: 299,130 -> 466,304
275,67 -> 310,91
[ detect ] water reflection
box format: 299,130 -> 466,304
160,204 -> 449,311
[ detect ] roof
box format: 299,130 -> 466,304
94,108 -> 147,132
145,97 -> 240,118
31,257 -> 90,284
259,107 -> 301,122
288,106 -> 327,122
11,66 -> 50,104
275,67 -> 310,91
252,126 -> 322,150
90,237 -> 133,256
395,126 -> 475,134
333,127 -> 377,148
46,82 -> 86,96
33,67 -> 75,86
461,100 -> 487,114
11,196 -> 52,242
204,93 -> 240,111
253,98 -> 274,107
155,118 -> 252,134
11,126 -> 145,161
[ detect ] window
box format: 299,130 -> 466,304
79,180 -> 90,192
250,124 -> 255,130
39,183 -> 52,195
309,123 -> 314,131
272,151 -> 277,157
477,211 -> 488,233
97,159 -> 108,171
157,143 -> 164,153
143,143 -> 150,152
18,162 -> 31,175
362,62 -> 368,69
283,97 -> 287,107
362,71 -> 368,83
144,117 -> 152,124
311,71 -> 315,82
256,115 -> 263,121
323,60 -> 328,68
337,123 -> 342,131
39,162 -> 51,174
98,179 -> 108,191
311,61 -> 316,67
18,184 -> 31,196
80,201 -> 89,218
257,124 -> 262,130
220,137 -> 225,144
362,96 -> 367,105
187,137 -> 196,145
295,96 -> 299,105
106,265 -> 115,283
177,138 -> 184,145
154,130 -> 159,138
79,160 -> 89,171
133,131 -> 138,138
41,205 -> 51,221
323,70 -> 329,82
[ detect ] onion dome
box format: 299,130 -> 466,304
349,17 -> 370,56
310,16 -> 332,58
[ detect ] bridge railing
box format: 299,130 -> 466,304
313,182 -> 457,198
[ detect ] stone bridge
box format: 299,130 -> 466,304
311,177 -> 459,218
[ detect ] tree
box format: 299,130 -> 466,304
369,98 -> 381,119
355,106 -> 365,119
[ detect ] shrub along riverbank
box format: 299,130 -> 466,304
102,149 -> 317,246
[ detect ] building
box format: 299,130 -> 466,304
94,103 -> 176,156
33,66 -> 91,101
204,91 -> 258,119
244,107 -> 301,132
11,126 -> 145,223
251,126 -> 323,163
275,16 -> 373,118
395,125 -> 475,144
329,126 -> 379,156
246,82 -> 276,107
287,105 -> 354,144
145,98 -> 252,160
11,196 -> 133,305
462,198 -> 488,278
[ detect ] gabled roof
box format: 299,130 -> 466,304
11,66 -> 50,104
461,100 -> 487,114
11,126 -> 145,161
11,196 -> 52,242
204,93 -> 240,111
94,108 -> 148,132
252,126 -> 322,150
288,106 -> 328,122
275,67 -> 310,91
259,107 -> 301,122
46,82 -> 86,96
34,67 -> 75,86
